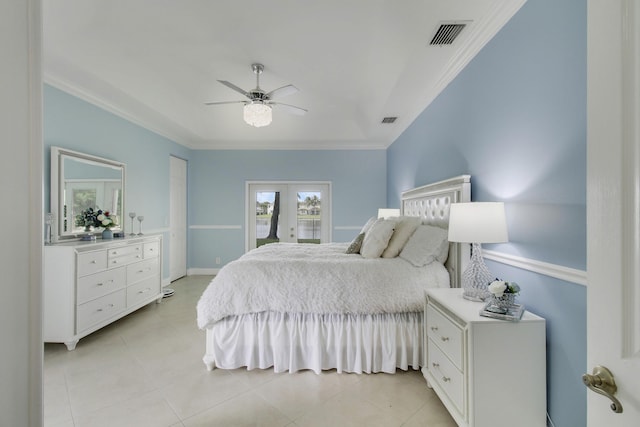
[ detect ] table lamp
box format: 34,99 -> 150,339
448,202 -> 508,301
377,208 -> 400,219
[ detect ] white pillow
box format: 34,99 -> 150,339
360,218 -> 396,258
381,216 -> 421,258
399,225 -> 449,267
360,216 -> 377,234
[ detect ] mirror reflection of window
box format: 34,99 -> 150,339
70,188 -> 97,232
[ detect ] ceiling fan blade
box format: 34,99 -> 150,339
272,102 -> 308,116
217,80 -> 250,98
204,100 -> 246,106
266,84 -> 299,99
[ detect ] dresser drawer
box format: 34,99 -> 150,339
77,267 -> 126,304
107,244 -> 143,267
427,303 -> 464,370
143,241 -> 160,259
77,251 -> 108,277
107,244 -> 143,259
428,337 -> 465,417
76,289 -> 126,333
126,258 -> 159,284
127,276 -> 160,307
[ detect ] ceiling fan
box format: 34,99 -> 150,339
205,63 -> 307,127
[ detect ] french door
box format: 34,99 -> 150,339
247,182 -> 331,251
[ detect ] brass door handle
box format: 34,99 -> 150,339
582,366 -> 623,413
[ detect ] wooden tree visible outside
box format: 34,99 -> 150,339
266,191 -> 280,240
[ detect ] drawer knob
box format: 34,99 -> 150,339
442,376 -> 451,383
90,260 -> 97,264
432,362 -> 440,368
430,326 -> 438,331
97,303 -> 115,312
441,336 -> 450,342
97,282 -> 103,287
138,288 -> 151,294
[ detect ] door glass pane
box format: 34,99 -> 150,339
256,191 -> 280,247
297,191 -> 321,244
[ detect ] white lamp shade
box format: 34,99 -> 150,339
244,102 -> 272,127
448,202 -> 508,243
377,208 -> 400,219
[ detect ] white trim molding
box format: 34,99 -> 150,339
483,249 -> 587,286
188,268 -> 220,276
189,225 -> 242,230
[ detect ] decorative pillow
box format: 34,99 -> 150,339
381,216 -> 421,258
345,232 -> 365,254
399,225 -> 449,267
360,216 -> 377,235
360,218 -> 396,258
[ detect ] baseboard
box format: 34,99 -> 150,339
483,249 -> 587,286
187,268 -> 220,276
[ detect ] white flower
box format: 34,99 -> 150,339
488,280 -> 507,297
102,219 -> 112,226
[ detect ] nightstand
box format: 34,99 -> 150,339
424,288 -> 546,427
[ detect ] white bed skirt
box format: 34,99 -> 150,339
203,311 -> 425,374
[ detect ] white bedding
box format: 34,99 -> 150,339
197,242 -> 450,329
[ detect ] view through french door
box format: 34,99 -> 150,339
247,182 -> 331,251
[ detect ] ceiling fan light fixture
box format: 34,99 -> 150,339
243,101 -> 272,127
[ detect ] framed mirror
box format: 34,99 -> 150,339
51,146 -> 125,241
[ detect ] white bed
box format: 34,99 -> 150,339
197,175 -> 471,373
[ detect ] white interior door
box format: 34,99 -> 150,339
169,156 -> 187,281
247,182 -> 331,251
587,0 -> 640,424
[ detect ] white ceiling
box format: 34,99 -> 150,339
43,0 -> 525,150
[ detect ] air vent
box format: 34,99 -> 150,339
430,22 -> 469,45
381,117 -> 397,124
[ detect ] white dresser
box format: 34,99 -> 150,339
44,235 -> 163,350
424,288 -> 546,427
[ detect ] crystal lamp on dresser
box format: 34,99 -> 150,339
43,235 -> 163,350
424,288 -> 546,427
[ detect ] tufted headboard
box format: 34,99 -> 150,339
401,175 -> 471,288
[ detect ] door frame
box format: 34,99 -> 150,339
169,155 -> 188,282
587,0 -> 640,424
245,181 -> 332,252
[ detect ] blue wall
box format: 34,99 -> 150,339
387,0 -> 586,426
43,85 -> 192,280
43,85 -> 387,276
43,0 -> 588,423
188,149 -> 386,268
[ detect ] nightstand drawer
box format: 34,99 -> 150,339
426,303 -> 464,369
428,337 -> 464,416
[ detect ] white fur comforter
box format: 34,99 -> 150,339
196,242 -> 450,329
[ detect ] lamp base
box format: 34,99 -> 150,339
461,243 -> 494,301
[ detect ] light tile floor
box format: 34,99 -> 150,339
44,275 -> 456,427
